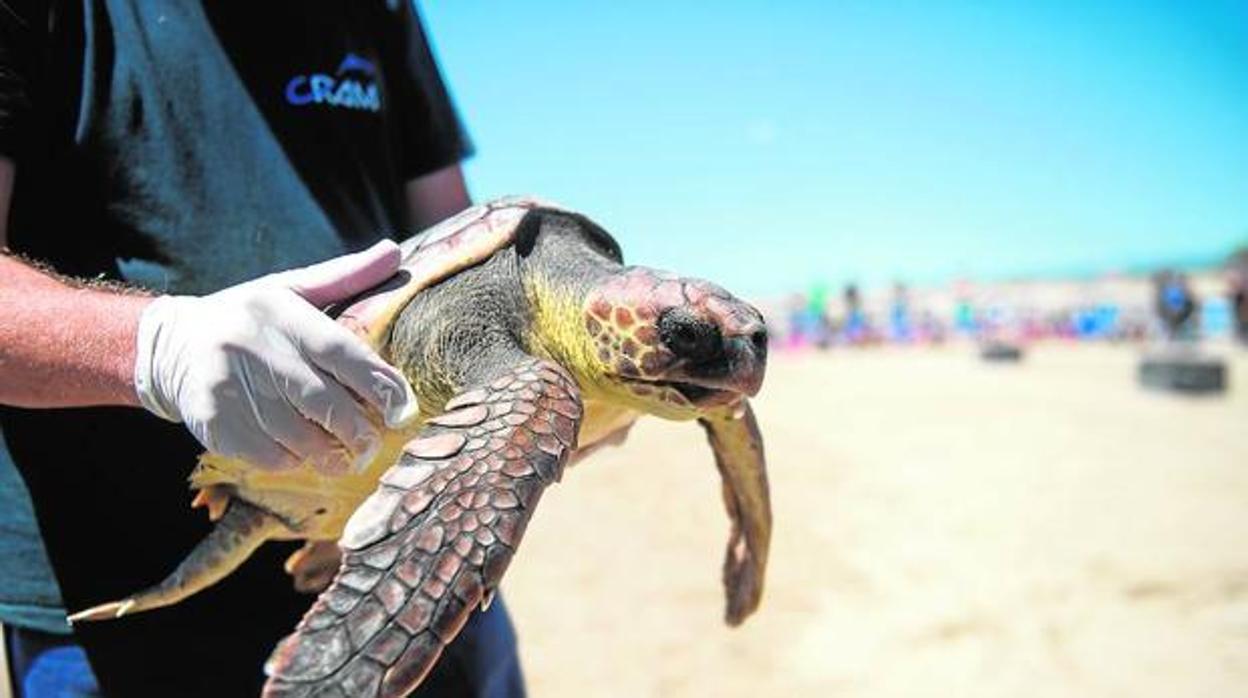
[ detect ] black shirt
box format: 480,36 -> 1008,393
4,0 -> 470,291
0,1 -> 472,694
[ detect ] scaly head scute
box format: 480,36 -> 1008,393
582,267 -> 768,419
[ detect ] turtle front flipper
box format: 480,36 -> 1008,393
699,400 -> 771,626
263,359 -> 581,698
68,498 -> 288,622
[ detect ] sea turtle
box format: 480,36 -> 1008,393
70,197 -> 772,697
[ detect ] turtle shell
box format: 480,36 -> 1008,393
335,195 -> 625,348
335,196 -> 550,348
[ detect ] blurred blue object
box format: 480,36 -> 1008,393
4,626 -> 101,698
1202,298 -> 1231,337
890,302 -> 912,342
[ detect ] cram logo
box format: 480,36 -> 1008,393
285,52 -> 381,112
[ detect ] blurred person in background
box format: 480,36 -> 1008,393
0,2 -> 522,696
888,282 -> 912,344
842,283 -> 867,345
783,293 -> 807,350
1154,270 -> 1198,341
1233,279 -> 1248,345
953,283 -> 977,337
807,283 -> 832,349
1230,249 -> 1248,345
917,309 -> 947,345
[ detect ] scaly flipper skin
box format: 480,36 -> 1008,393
699,401 -> 771,626
263,358 -> 582,698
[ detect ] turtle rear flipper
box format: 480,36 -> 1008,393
264,359 -> 581,698
286,540 -> 344,593
69,499 -> 288,622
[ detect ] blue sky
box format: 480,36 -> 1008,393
421,2 -> 1248,296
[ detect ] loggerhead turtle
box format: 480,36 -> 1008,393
70,197 -> 772,697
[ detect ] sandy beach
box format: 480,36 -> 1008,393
501,343 -> 1248,697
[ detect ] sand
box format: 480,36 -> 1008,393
501,343 -> 1248,697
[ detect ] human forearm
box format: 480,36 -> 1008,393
405,164 -> 471,230
2,243 -> 419,474
0,254 -> 152,408
0,150 -> 418,474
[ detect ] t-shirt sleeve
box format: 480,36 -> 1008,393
389,2 -> 474,181
0,0 -> 41,159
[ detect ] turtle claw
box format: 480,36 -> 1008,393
480,589 -> 496,612
191,485 -> 233,521
68,599 -> 136,624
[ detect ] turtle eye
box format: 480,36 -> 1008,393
658,308 -> 724,363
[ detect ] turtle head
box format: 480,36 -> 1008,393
514,206 -> 766,419
581,267 -> 768,420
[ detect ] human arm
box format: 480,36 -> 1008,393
0,157 -> 151,408
0,250 -> 151,408
404,163 -> 470,231
0,157 -> 417,473
392,1 -> 474,232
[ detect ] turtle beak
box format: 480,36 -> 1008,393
720,319 -> 768,398
697,292 -> 767,398
656,299 -> 768,402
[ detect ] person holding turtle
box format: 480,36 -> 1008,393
0,2 -> 523,696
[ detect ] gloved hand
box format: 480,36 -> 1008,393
133,240 -> 419,475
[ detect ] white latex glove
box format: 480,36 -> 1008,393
133,240 -> 419,475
